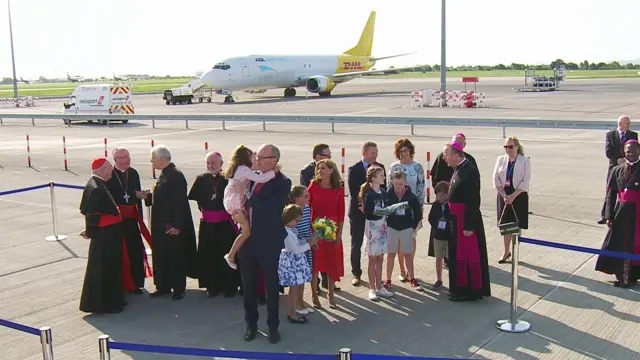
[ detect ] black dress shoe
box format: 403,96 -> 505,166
206,289 -> 219,298
597,218 -> 607,224
267,328 -> 281,344
132,288 -> 143,295
172,292 -> 185,301
149,290 -> 170,298
244,327 -> 257,342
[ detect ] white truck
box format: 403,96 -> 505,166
62,84 -> 134,125
163,77 -> 212,105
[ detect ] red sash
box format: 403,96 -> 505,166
118,204 -> 153,291
97,214 -> 122,227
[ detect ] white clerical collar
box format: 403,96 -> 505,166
92,174 -> 106,182
457,158 -> 467,167
626,158 -> 640,165
114,166 -> 126,173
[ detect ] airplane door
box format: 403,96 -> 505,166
241,60 -> 250,77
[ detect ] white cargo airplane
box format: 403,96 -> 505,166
199,11 -> 420,103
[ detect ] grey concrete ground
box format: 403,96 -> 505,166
1,77 -> 640,121
0,78 -> 639,360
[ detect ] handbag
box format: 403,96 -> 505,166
498,202 -> 520,236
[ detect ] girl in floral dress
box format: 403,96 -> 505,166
359,165 -> 394,301
278,204 -> 318,323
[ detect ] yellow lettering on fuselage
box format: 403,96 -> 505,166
335,55 -> 375,74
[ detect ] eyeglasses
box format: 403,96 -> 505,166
503,145 -> 514,149
257,156 -> 276,160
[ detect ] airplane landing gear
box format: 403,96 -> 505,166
223,95 -> 235,103
284,88 -> 296,97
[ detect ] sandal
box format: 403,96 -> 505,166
312,295 -> 322,309
327,293 -> 337,309
287,314 -> 308,324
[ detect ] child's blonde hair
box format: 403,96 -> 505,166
282,204 -> 303,225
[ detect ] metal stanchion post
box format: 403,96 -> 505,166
496,233 -> 531,333
39,326 -> 54,360
339,348 -> 352,360
45,182 -> 68,242
98,335 -> 111,360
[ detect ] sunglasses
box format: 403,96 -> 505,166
503,145 -> 514,149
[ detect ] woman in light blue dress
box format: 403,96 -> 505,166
388,138 -> 425,283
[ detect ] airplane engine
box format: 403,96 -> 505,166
306,76 -> 336,94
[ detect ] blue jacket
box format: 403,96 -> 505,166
246,171 -> 292,253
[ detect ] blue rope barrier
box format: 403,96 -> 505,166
109,341 -> 336,360
520,237 -> 640,261
53,183 -> 84,190
0,319 -> 41,336
0,183 -> 49,197
352,354 -> 460,360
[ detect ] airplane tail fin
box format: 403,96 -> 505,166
343,11 -> 376,57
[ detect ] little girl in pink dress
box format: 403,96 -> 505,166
223,145 -> 275,269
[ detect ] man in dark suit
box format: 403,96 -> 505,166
240,144 -> 291,344
600,115 -> 637,224
348,141 -> 386,286
299,143 -> 335,291
300,143 -> 331,187
430,133 -> 478,190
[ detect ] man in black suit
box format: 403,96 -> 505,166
347,141 -> 386,286
430,133 -> 478,190
299,143 -> 336,291
600,115 -> 637,224
240,144 -> 291,344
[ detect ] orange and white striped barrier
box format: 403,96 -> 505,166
103,138 -> 108,157
63,136 -> 68,171
426,151 -> 431,203
26,135 -> 31,168
341,148 -> 346,179
204,142 -> 209,153
151,140 -> 156,179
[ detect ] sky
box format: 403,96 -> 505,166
1,0 -> 638,79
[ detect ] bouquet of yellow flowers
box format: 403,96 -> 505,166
312,217 -> 338,242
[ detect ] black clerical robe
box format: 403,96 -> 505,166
106,167 -> 152,291
188,173 -> 240,296
79,175 -> 127,313
446,159 -> 491,300
595,162 -> 640,285
428,151 -> 478,257
149,163 -> 198,293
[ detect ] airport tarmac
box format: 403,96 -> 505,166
1,77 -> 640,121
0,78 -> 639,360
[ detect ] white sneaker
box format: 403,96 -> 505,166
398,273 -> 407,282
304,307 -> 315,314
377,288 -> 394,298
368,289 -> 379,301
223,254 -> 237,270
296,308 -> 309,315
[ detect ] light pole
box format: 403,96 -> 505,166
8,0 -> 19,101
440,0 -> 446,105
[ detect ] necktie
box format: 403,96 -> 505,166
253,182 -> 265,195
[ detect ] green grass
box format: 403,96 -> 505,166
0,78 -> 193,98
1,69 -> 638,98
368,69 -> 640,79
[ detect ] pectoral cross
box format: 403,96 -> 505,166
211,194 -> 217,200
123,193 -> 130,202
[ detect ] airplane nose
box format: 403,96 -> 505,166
201,70 -> 219,87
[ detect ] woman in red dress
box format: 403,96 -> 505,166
308,159 -> 345,309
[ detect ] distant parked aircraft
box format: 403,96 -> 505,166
67,72 -> 85,82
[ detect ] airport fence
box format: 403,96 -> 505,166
1,182 -> 639,359
0,113 -> 617,139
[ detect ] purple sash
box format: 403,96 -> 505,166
202,210 -> 239,233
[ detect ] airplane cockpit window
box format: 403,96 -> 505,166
212,63 -> 231,70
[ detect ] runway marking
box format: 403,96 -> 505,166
337,108 -> 393,116
0,197 -> 77,212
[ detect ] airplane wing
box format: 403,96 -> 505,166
330,64 -> 426,78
